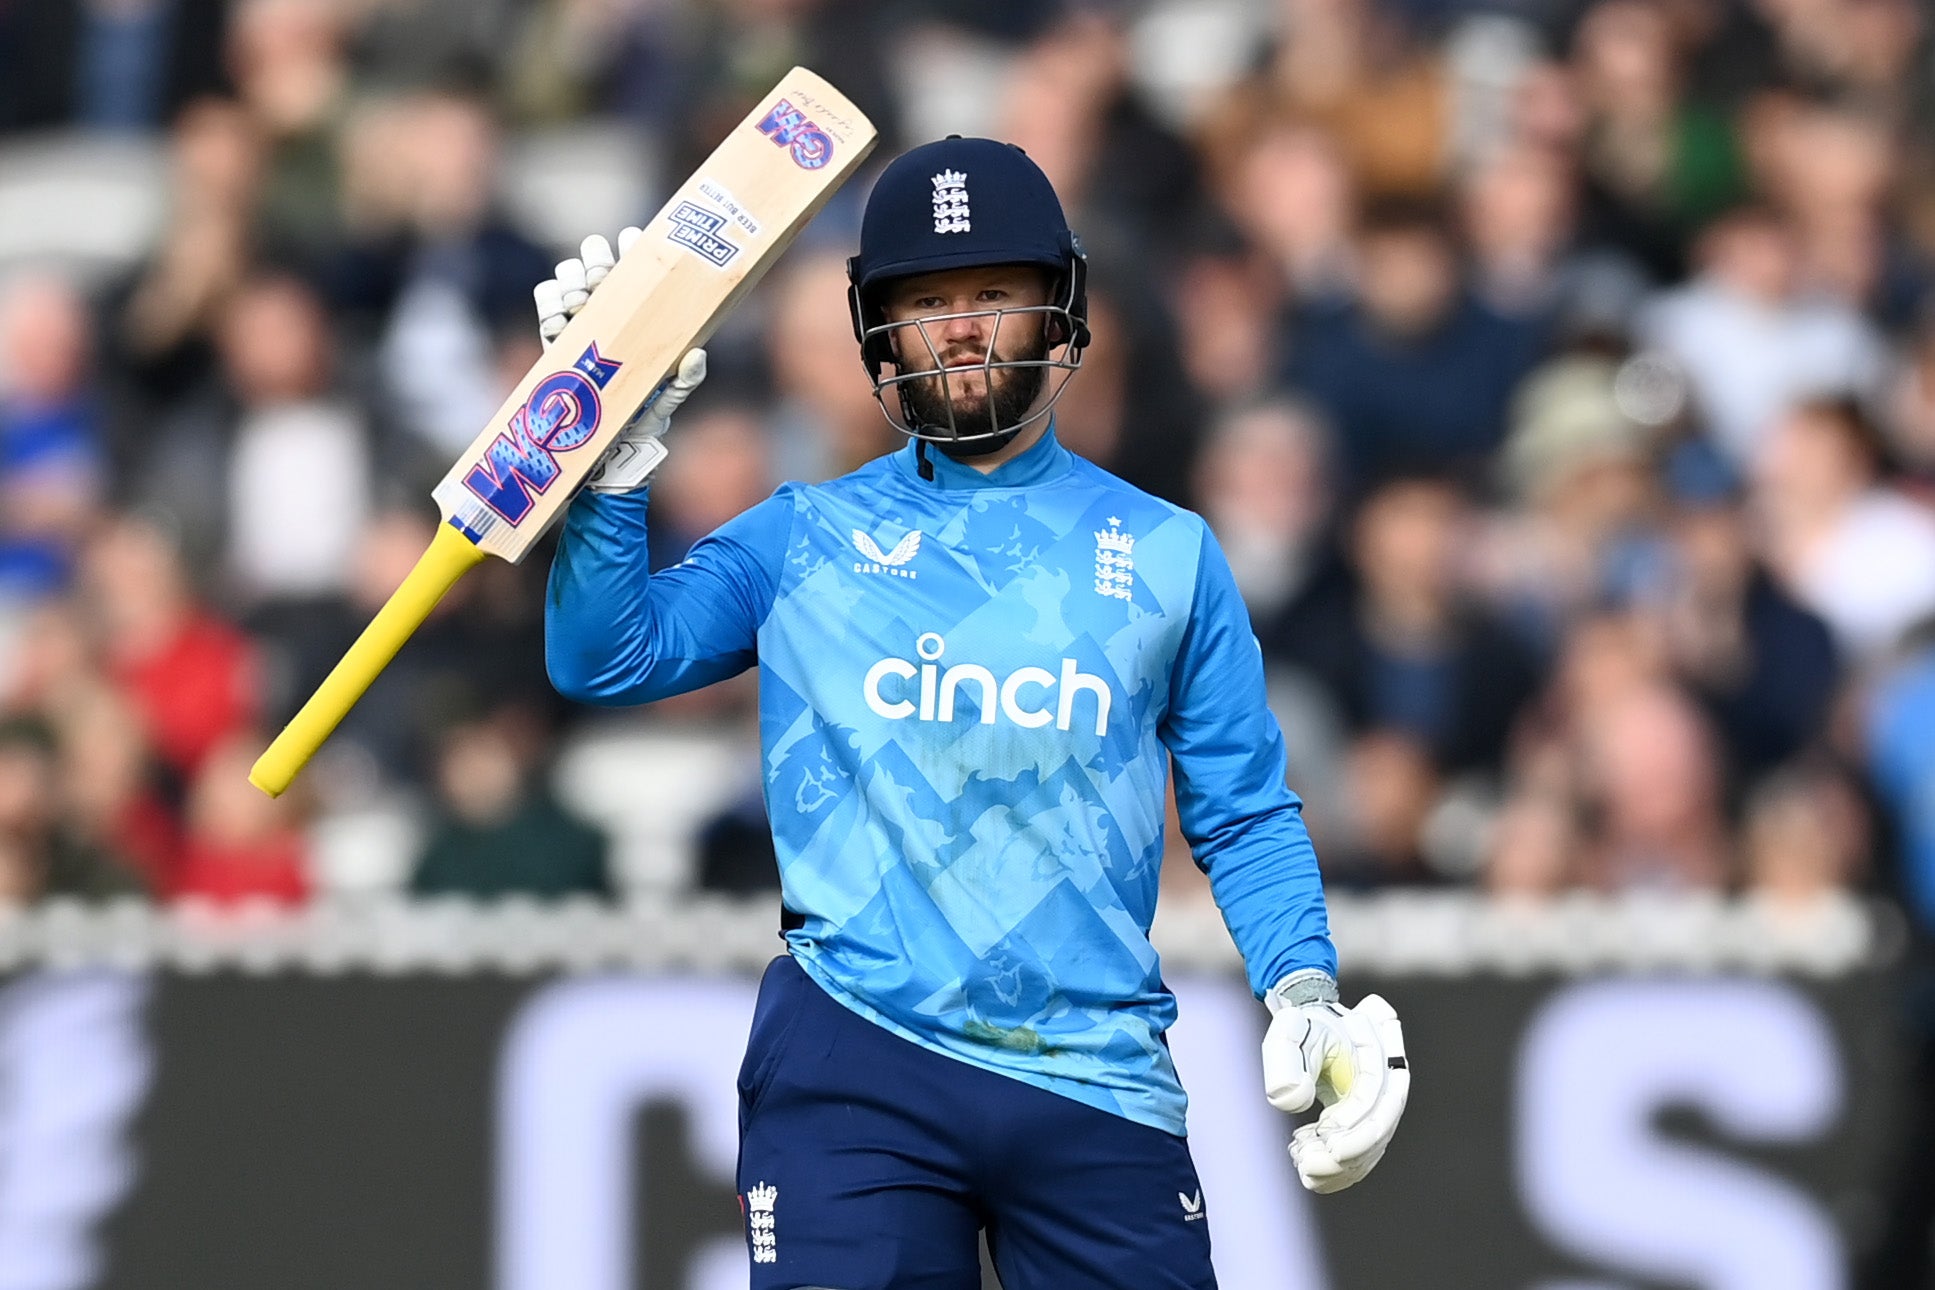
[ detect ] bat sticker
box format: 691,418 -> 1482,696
666,201 -> 741,267
462,343 -> 624,525
755,97 -> 834,170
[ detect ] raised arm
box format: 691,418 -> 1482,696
546,487 -> 790,705
533,230 -> 791,706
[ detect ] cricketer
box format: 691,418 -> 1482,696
540,135 -> 1409,1289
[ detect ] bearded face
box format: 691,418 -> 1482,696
880,265 -> 1056,454
894,326 -> 1050,449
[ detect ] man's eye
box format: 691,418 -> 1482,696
980,290 -> 1008,302
915,297 -> 945,309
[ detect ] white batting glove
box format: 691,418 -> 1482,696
533,229 -> 708,494
1262,970 -> 1410,1194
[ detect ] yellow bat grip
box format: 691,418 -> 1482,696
249,522 -> 488,797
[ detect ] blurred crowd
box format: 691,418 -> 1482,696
0,0 -> 1932,927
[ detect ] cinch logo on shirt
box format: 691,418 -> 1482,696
863,633 -> 1112,736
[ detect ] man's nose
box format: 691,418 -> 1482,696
939,305 -> 987,345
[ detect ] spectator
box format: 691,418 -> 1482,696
997,12 -> 1201,263
1577,680 -> 1732,891
1204,122 -> 1356,305
1570,0 -> 1747,282
1752,398 -> 1935,660
1750,0 -> 1923,111
410,711 -> 612,900
1460,141 -> 1580,322
653,0 -> 904,181
0,0 -> 231,133
0,834 -> 35,906
53,682 -> 179,896
1502,612 -> 1730,893
1459,138 -> 1653,341
213,271 -> 371,607
0,0 -> 1909,933
1762,99 -> 1926,327
1190,397 -> 1356,830
328,86 -> 553,458
766,250 -> 900,483
1485,788 -> 1577,898
1485,351 -> 1663,652
174,732 -> 308,904
1191,398 -> 1346,634
1281,473 -> 1541,776
1222,0 -> 1451,200
502,0 -> 686,127
1327,729 -> 1443,887
1055,277 -> 1204,506
1286,198 -> 1547,495
1170,235 -> 1290,411
0,717 -> 143,901
1739,759 -> 1867,908
1648,440 -> 1839,778
0,273 -> 108,609
1638,206 -> 1889,465
0,598 -> 93,719
79,518 -> 259,783
107,97 -> 265,423
227,0 -> 352,258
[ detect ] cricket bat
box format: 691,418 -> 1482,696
248,68 -> 877,796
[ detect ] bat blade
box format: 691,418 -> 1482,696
249,67 -> 877,796
434,66 -> 878,560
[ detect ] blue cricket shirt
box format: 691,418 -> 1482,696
546,425 -> 1336,1134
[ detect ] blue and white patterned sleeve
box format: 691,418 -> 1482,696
1160,522 -> 1337,997
545,487 -> 793,705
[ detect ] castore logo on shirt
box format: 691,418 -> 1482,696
853,528 -> 921,578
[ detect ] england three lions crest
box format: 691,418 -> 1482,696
746,1182 -> 777,1263
1094,517 -> 1134,601
931,169 -> 970,234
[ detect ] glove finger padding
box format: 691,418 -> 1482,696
535,278 -> 568,343
535,229 -> 637,346
554,256 -> 589,316
656,348 -> 709,417
581,234 -> 616,289
1262,1008 -> 1321,1114
1291,1121 -> 1390,1194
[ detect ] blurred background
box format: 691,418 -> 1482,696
0,0 -> 1933,1286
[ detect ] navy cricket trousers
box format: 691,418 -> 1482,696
735,954 -> 1219,1290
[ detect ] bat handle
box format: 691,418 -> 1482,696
248,522 -> 488,797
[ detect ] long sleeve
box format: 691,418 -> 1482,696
544,487 -> 792,706
1160,523 -> 1337,996
1867,656 -> 1935,930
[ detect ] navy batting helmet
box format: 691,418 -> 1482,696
847,136 -> 1090,448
